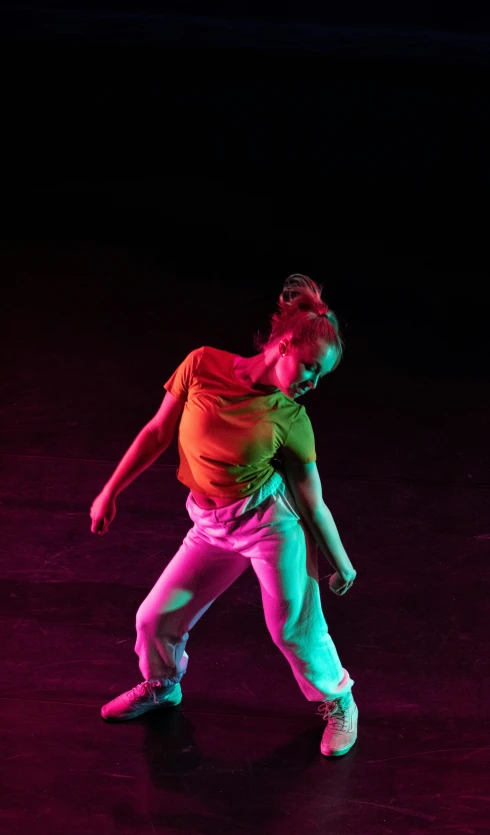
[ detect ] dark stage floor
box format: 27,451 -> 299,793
1,236 -> 489,835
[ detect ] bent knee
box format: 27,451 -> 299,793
135,599 -> 165,634
136,587 -> 194,624
136,602 -> 187,637
135,605 -> 154,635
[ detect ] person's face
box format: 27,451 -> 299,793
275,339 -> 339,399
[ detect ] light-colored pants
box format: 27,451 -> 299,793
135,470 -> 353,701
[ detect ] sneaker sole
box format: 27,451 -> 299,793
321,738 -> 356,757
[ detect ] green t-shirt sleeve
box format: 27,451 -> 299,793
283,407 -> 317,463
163,347 -> 203,401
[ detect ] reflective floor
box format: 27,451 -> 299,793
2,239 -> 489,835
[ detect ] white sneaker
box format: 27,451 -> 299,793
319,693 -> 358,757
101,680 -> 182,721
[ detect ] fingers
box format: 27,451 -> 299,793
328,574 -> 355,596
338,583 -> 352,595
91,516 -> 108,535
338,578 -> 354,595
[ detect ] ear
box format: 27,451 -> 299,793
279,338 -> 289,357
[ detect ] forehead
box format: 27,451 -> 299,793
298,342 -> 338,372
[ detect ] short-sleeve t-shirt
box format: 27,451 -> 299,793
163,346 -> 316,499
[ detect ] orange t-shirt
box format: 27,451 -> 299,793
164,346 -> 316,499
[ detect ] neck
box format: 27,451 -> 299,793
236,349 -> 279,391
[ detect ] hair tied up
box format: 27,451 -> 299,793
253,273 -> 344,372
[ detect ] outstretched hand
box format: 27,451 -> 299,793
328,570 -> 356,596
90,491 -> 117,535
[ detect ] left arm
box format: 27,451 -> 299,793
281,454 -> 356,587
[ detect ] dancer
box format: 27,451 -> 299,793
90,274 -> 358,756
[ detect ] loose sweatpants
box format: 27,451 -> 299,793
135,470 -> 353,701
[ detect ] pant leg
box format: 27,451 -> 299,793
234,482 -> 353,701
135,521 -> 250,684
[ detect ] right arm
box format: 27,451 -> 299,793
90,391 -> 184,534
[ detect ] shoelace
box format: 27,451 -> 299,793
128,680 -> 163,704
317,698 -> 351,731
